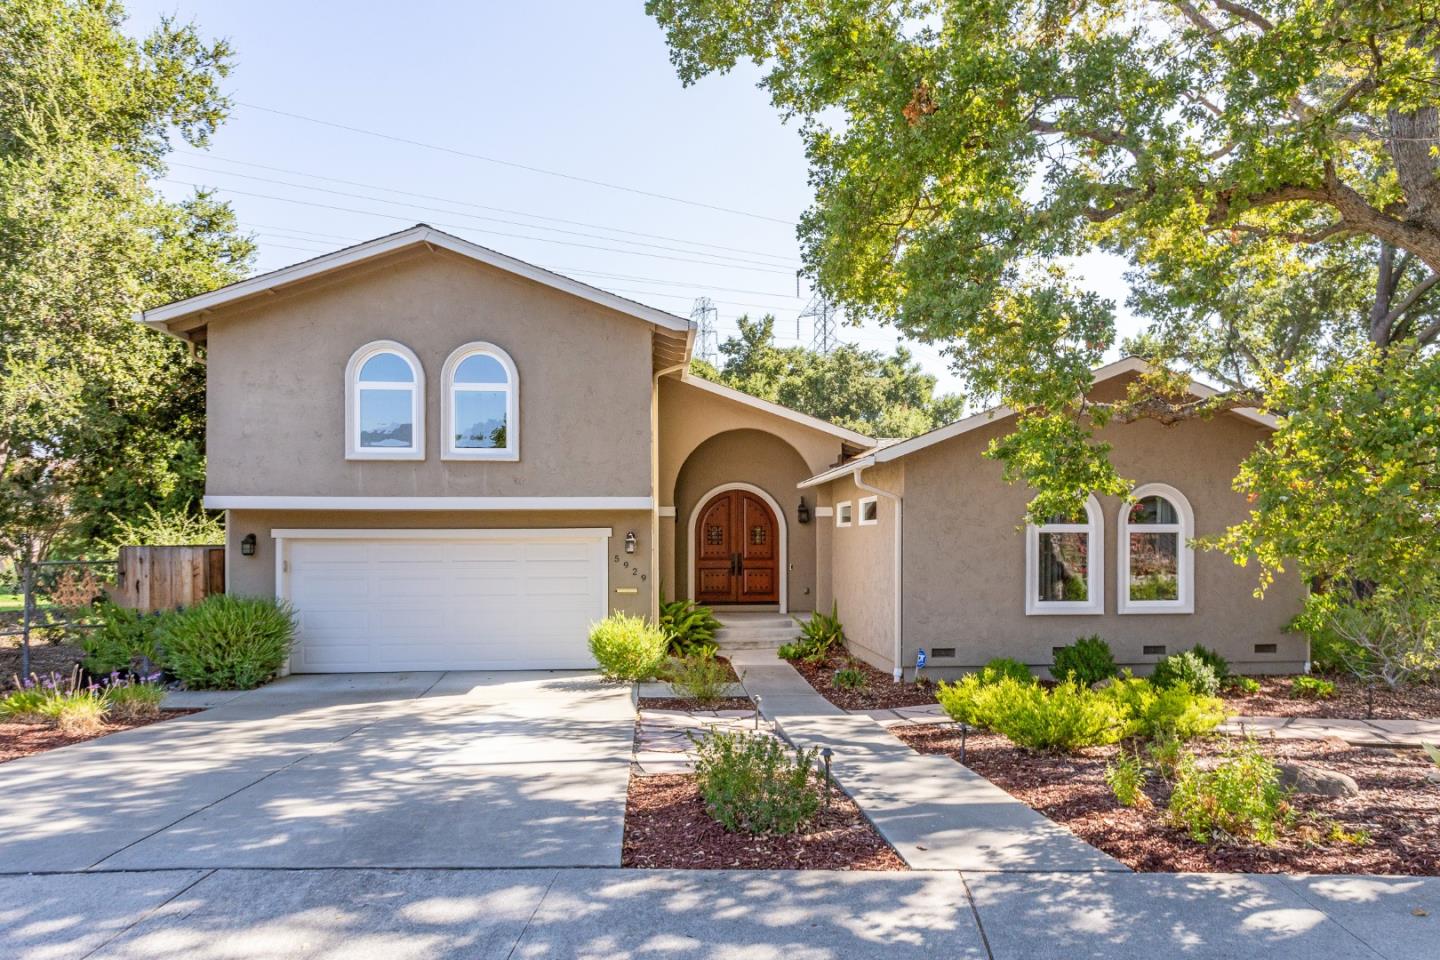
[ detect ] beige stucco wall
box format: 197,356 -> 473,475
225,509 -> 654,618
821,464 -> 903,673
896,411 -> 1307,677
670,429 -> 817,611
205,249 -> 654,499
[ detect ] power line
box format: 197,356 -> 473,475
235,101 -> 796,225
690,297 -> 720,363
191,152 -> 802,263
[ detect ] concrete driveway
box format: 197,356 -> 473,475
0,672 -> 635,871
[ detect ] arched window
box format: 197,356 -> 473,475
1025,495 -> 1104,615
1118,483 -> 1194,614
345,341 -> 424,460
441,342 -> 518,460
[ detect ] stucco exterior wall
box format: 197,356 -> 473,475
205,249 -> 654,499
897,411 -> 1307,677
225,508 -> 653,619
822,464 -> 903,673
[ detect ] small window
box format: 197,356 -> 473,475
835,501 -> 853,527
345,341 -> 424,460
1118,483 -> 1194,614
858,496 -> 878,525
1025,495 -> 1104,615
442,342 -> 518,461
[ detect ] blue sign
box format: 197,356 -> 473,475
916,648 -> 927,670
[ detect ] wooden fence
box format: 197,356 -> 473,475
112,545 -> 225,612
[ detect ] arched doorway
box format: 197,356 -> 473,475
690,484 -> 783,606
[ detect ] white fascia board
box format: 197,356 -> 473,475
678,374 -> 873,447
206,495 -> 653,511
137,225 -> 693,335
798,456 -> 875,489
270,527 -> 613,540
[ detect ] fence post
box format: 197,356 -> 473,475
20,561 -> 33,679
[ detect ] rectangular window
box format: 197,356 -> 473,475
453,390 -> 508,449
836,501 -> 852,527
1128,532 -> 1179,601
1036,531 -> 1089,602
858,496 -> 878,525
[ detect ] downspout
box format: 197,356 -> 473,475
652,360 -> 688,620
853,464 -> 903,682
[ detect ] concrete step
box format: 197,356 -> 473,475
714,626 -> 799,639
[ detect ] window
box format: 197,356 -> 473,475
345,341 -> 424,460
1118,483 -> 1194,614
1025,495 -> 1103,615
858,496 -> 879,525
441,342 -> 518,461
835,501 -> 853,527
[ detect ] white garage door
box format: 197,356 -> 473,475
279,529 -> 609,672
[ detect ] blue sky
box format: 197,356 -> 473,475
128,1 -> 1135,397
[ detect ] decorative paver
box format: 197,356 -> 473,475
1223,716 -> 1440,746
633,707 -> 766,775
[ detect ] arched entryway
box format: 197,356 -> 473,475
688,482 -> 786,609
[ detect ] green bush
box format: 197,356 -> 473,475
1150,650 -> 1220,696
979,657 -> 1033,685
832,664 -> 868,690
1222,675 -> 1261,694
1189,644 -> 1230,680
1289,675 -> 1336,700
587,612 -> 669,682
103,678 -> 166,721
779,603 -> 845,663
658,598 -> 721,656
159,595 -> 296,690
81,601 -> 168,676
0,671 -> 108,735
935,673 -> 988,726
665,652 -> 732,705
1105,748 -> 1151,808
951,677 -> 1126,752
1167,740 -> 1293,844
1133,684 -> 1227,740
1052,635 -> 1118,686
691,728 -> 820,834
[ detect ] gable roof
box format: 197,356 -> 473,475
799,357 -> 1277,488
136,224 -> 695,337
676,372 -> 874,449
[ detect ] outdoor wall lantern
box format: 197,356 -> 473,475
240,533 -> 257,557
624,531 -> 637,554
796,497 -> 811,525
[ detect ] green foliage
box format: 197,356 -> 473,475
1052,635 -> 1118,687
1290,676 -> 1336,700
1105,749 -> 1151,809
1306,587 -> 1440,690
103,677 -> 165,721
587,612 -> 669,682
0,0 -> 254,564
657,598 -> 721,656
1150,651 -> 1220,696
1188,645 -> 1230,681
693,315 -> 963,438
831,664 -> 868,691
1100,676 -> 1226,741
159,595 -> 295,690
935,674 -> 988,727
1423,742 -> 1440,771
1,670 -> 107,734
779,603 -> 844,663
1222,676 -> 1261,695
665,652 -> 732,706
979,657 -> 1034,686
80,601 -> 166,675
690,728 -> 820,835
943,677 -> 1126,753
1147,736 -> 1186,783
1168,741 -> 1294,845
101,503 -> 224,552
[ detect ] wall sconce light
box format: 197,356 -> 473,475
240,533 -> 257,557
796,497 -> 811,525
624,531 -> 637,554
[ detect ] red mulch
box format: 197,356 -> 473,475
623,773 -> 906,870
0,709 -> 201,764
0,636 -> 83,681
638,697 -> 755,712
893,725 -> 1440,875
1221,675 -> 1440,720
788,651 -> 939,711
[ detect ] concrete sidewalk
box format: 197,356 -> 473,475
1224,715 -> 1440,747
726,648 -> 843,717
2,867 -> 1433,960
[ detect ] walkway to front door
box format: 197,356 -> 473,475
694,488 -> 779,604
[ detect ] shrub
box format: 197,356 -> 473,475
1290,675 -> 1336,700
103,675 -> 166,721
936,674 -> 988,726
81,601 -> 168,676
665,652 -> 732,705
658,598 -> 721,656
159,595 -> 296,690
587,612 -> 669,682
1147,735 -> 1186,782
48,693 -> 108,736
1136,684 -> 1226,740
1052,635 -> 1118,687
1312,588 -> 1439,690
975,678 -> 1126,752
1222,675 -> 1261,695
780,603 -> 845,663
1,671 -> 109,735
1150,650 -> 1220,696
102,502 -> 223,551
979,657 -> 1033,685
832,664 -> 868,690
1105,748 -> 1151,809
690,728 -> 820,834
1189,644 -> 1230,680
1167,740 -> 1293,845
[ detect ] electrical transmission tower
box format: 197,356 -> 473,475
799,293 -> 838,353
690,297 -> 719,364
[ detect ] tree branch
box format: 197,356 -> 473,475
1210,0 -> 1275,32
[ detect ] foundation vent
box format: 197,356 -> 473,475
931,647 -> 956,659
1142,645 -> 1166,656
1254,643 -> 1277,654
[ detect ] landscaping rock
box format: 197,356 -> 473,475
1425,768 -> 1440,785
1278,762 -> 1361,798
1090,678 -> 1115,691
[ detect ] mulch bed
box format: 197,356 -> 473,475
0,635 -> 83,681
892,724 -> 1440,875
789,651 -> 939,711
638,696 -> 755,712
623,773 -> 907,870
0,709 -> 202,764
1221,675 -> 1440,720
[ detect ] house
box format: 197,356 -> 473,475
138,224 -> 1306,677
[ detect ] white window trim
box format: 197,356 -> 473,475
441,341 -> 519,461
345,340 -> 425,461
835,501 -> 853,527
1024,494 -> 1104,616
1118,482 -> 1195,615
857,495 -> 879,526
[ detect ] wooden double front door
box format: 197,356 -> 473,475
694,490 -> 780,604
